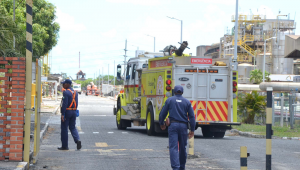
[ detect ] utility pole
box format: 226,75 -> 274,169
79,52 -> 80,69
114,60 -> 115,97
107,64 -> 109,95
124,39 -> 127,74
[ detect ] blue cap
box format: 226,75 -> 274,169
61,79 -> 72,85
174,85 -> 183,94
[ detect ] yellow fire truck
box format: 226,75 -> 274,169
114,43 -> 240,138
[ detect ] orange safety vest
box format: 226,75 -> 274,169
66,89 -> 77,110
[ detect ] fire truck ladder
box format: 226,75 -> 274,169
196,67 -> 208,121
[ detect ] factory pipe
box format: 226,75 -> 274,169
259,82 -> 300,92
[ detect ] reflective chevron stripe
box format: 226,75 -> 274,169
190,100 -> 228,121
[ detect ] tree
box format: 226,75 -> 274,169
238,91 -> 266,124
250,69 -> 263,84
0,5 -> 22,57
250,69 -> 271,84
0,0 -> 60,58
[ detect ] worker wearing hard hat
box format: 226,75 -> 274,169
159,85 -> 196,170
58,79 -> 82,150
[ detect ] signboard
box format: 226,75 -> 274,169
41,77 -> 48,82
150,59 -> 172,68
191,58 -> 212,64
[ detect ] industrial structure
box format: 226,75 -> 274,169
201,13 -> 296,83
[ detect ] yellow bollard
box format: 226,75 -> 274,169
188,131 -> 194,155
31,83 -> 36,108
240,146 -> 248,170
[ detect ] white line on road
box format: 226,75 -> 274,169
93,132 -> 99,134
79,132 -> 85,134
107,132 -> 114,134
122,132 -> 128,134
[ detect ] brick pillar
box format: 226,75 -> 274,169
0,57 -> 25,161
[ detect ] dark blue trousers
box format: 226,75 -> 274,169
61,110 -> 80,148
168,122 -> 188,170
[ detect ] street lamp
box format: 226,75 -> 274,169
263,37 -> 276,82
167,16 -> 182,43
146,35 -> 155,52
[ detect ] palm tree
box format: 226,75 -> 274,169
250,69 -> 263,84
238,91 -> 266,124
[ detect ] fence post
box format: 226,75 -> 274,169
266,87 -> 273,170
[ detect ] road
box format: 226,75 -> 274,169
30,95 -> 300,170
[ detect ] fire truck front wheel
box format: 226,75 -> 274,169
146,106 -> 155,136
116,100 -> 126,130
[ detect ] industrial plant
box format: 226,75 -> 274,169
199,13 -> 299,83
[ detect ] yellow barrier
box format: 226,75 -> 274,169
31,83 -> 36,108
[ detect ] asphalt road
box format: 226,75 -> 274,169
30,95 -> 300,170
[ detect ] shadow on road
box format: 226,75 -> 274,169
124,128 -> 169,138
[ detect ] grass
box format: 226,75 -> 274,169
233,124 -> 300,138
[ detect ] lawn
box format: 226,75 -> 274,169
232,123 -> 300,138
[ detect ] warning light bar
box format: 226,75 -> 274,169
185,69 -> 218,73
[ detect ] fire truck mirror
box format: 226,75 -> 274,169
117,64 -> 122,81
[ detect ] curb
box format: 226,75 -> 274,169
231,129 -> 300,140
27,105 -> 60,168
14,162 -> 28,170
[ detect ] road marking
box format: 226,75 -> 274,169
93,132 -> 99,134
79,132 -> 85,134
122,132 -> 128,134
95,143 -> 108,147
108,132 -> 114,134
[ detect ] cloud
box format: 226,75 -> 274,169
187,0 -> 235,5
106,0 -> 161,5
55,8 -> 86,32
102,29 -> 117,38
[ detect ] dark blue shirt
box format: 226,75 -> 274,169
159,94 -> 196,131
61,87 -> 78,116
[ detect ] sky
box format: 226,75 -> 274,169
48,0 -> 300,79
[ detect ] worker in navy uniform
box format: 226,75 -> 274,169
159,85 -> 195,170
58,79 -> 82,150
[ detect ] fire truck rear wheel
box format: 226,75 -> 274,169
146,105 -> 155,136
214,132 -> 225,138
201,126 -> 213,138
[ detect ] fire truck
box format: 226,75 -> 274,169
114,42 -> 240,138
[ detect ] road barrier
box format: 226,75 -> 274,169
266,87 -> 273,170
240,146 -> 249,170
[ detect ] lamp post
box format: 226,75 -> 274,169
167,16 -> 182,43
263,37 -> 276,82
146,35 -> 155,52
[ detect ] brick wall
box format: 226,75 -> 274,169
0,57 -> 25,161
